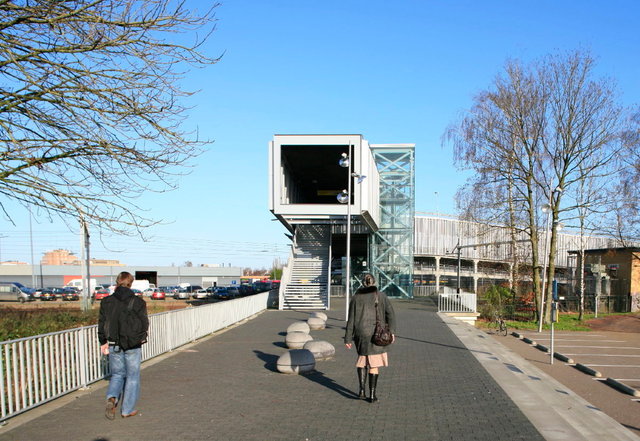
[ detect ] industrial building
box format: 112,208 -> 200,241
0,264 -> 242,291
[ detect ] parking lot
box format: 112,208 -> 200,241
514,330 -> 640,393
495,326 -> 640,435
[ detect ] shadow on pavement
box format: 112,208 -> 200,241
396,334 -> 492,355
253,350 -> 279,372
304,370 -> 359,400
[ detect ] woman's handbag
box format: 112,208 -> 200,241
372,293 -> 393,346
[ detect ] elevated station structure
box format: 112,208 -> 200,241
269,135 -> 415,309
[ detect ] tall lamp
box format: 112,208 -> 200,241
338,152 -> 352,321
538,186 -> 563,333
337,152 -> 366,321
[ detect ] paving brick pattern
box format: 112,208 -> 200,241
0,298 -> 544,441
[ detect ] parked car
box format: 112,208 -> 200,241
39,288 -> 57,301
192,289 -> 209,300
10,282 -> 36,296
94,289 -> 110,300
151,289 -> 165,300
238,285 -> 255,296
214,287 -> 231,300
51,287 -> 69,299
0,282 -> 34,303
173,289 -> 190,300
227,286 -> 240,299
132,289 -> 143,297
61,289 -> 80,301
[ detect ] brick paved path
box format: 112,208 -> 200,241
0,298 -> 544,441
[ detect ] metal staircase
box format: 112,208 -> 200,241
280,224 -> 330,310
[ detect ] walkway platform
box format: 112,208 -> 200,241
0,298 -> 637,441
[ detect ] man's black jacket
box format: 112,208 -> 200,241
98,286 -> 149,347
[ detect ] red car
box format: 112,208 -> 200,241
94,289 -> 110,300
151,289 -> 165,300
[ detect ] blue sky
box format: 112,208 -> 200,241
2,0 -> 640,270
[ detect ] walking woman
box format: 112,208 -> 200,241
344,273 -> 396,403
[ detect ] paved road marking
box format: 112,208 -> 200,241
525,338 -> 626,342
555,346 -> 640,350
585,364 -> 640,368
563,354 -> 640,357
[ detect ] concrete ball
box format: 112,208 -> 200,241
307,316 -> 326,330
311,312 -> 328,321
287,321 -> 310,334
277,349 -> 316,374
285,331 -> 313,349
303,340 -> 335,360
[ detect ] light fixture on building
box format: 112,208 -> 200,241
337,190 -> 349,204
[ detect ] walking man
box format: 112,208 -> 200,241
98,271 -> 149,419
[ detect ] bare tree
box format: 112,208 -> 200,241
611,111 -> 640,243
0,0 -> 219,234
448,57 -> 548,317
448,51 -> 626,324
539,52 -> 623,322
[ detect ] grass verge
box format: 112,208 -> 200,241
0,301 -> 184,342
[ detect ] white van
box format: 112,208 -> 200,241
65,278 -> 98,293
0,283 -> 33,303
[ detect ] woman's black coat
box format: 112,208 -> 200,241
344,286 -> 396,356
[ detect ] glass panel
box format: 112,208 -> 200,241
370,146 -> 415,298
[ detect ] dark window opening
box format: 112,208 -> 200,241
281,144 -> 353,204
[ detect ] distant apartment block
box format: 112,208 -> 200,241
41,249 -> 79,265
41,249 -> 123,266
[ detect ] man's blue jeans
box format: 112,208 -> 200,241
106,345 -> 141,416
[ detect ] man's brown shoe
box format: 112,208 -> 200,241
105,397 -> 117,420
121,410 -> 139,418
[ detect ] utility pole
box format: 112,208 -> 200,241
80,218 -> 91,312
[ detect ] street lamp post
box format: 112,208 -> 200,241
337,151 -> 366,321
538,186 -> 563,334
338,152 -> 352,321
538,203 -> 553,333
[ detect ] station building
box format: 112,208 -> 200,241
269,134 -> 621,310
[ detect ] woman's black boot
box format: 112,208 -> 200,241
368,373 -> 379,403
357,368 -> 367,399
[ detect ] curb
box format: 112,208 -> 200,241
574,363 -> 602,378
553,352 -> 574,364
535,343 -> 549,352
513,333 -> 575,364
605,378 -> 640,397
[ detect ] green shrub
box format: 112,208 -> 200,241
480,285 -> 513,320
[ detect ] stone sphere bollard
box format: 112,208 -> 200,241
303,340 -> 335,360
277,349 -> 316,374
287,321 -> 310,334
307,316 -> 326,330
311,312 -> 328,322
285,331 -> 313,349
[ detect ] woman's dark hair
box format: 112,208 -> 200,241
116,271 -> 134,288
362,273 -> 376,288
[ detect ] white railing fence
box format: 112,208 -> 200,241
0,293 -> 269,422
438,293 -> 477,313
278,246 -> 294,310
